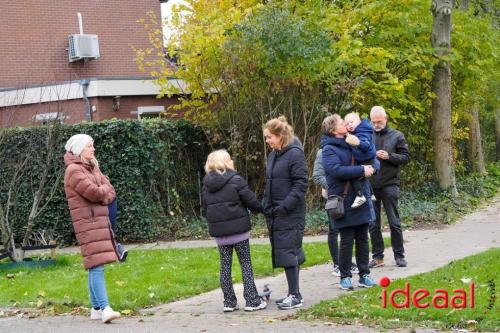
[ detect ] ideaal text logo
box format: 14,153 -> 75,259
379,276 -> 475,309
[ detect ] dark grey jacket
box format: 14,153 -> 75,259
370,126 -> 410,189
202,170 -> 262,237
312,149 -> 328,189
263,138 -> 308,268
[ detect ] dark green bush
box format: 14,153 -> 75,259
0,119 -> 208,245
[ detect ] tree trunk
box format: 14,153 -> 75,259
495,108 -> 500,161
431,0 -> 457,195
468,106 -> 486,174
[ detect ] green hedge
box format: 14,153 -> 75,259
0,119 -> 208,245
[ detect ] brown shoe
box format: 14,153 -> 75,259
368,258 -> 385,268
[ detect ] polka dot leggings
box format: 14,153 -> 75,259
218,239 -> 261,307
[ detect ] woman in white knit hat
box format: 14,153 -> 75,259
63,134 -> 121,323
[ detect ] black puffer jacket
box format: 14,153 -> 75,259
263,138 -> 308,268
202,170 -> 262,237
370,126 -> 410,189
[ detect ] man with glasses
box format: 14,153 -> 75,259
368,106 -> 410,268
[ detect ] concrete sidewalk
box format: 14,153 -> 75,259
57,234 -> 392,253
1,196 -> 498,333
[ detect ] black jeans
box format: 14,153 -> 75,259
327,216 -> 339,265
339,224 -> 370,278
369,185 -> 405,260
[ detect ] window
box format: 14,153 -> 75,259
135,106 -> 165,119
34,112 -> 66,125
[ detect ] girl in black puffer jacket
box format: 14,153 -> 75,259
202,149 -> 266,313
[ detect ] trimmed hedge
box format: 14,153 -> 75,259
0,119 -> 208,245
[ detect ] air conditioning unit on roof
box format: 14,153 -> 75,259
68,34 -> 100,62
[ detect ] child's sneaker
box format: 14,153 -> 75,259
331,264 -> 341,276
277,295 -> 302,310
358,275 -> 377,288
90,308 -> 102,320
223,304 -> 239,312
101,306 -> 120,323
339,277 -> 354,290
244,300 -> 267,312
116,243 -> 128,262
350,263 -> 359,274
371,194 -> 376,201
351,195 -> 367,208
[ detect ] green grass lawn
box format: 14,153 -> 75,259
0,241 -> 338,315
298,248 -> 499,332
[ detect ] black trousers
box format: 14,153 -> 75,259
284,265 -> 300,297
369,185 -> 405,260
327,217 -> 339,265
339,224 -> 370,278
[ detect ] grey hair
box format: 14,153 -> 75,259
370,105 -> 387,118
321,114 -> 341,135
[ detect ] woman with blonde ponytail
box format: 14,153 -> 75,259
262,116 -> 308,310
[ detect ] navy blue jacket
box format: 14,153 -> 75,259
263,138 -> 308,268
350,118 -> 376,163
320,134 -> 375,229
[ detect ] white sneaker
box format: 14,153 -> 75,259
331,264 -> 341,276
244,300 -> 267,312
351,195 -> 367,208
102,306 -> 120,323
371,194 -> 376,201
223,304 -> 239,312
90,308 -> 102,320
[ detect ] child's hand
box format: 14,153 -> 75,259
345,133 -> 360,146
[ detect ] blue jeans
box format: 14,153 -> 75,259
88,265 -> 109,309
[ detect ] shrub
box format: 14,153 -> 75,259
0,119 -> 208,245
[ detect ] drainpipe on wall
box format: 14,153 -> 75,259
80,79 -> 92,121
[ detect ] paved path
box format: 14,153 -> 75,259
1,196 -> 499,333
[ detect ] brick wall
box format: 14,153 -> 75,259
1,99 -> 87,127
0,1 -> 161,88
0,95 -> 183,128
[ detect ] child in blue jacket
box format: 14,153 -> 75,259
344,112 -> 379,208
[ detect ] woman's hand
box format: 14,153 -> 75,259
363,165 -> 375,177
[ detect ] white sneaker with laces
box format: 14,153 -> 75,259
331,264 -> 341,276
351,195 -> 367,208
102,306 -> 120,323
244,301 -> 267,312
90,308 -> 102,320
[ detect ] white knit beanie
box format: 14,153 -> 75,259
65,134 -> 93,156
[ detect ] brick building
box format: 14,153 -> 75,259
0,0 -> 181,128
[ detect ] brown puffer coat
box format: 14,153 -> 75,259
64,152 -> 118,270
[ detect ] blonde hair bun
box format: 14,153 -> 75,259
264,116 -> 294,148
